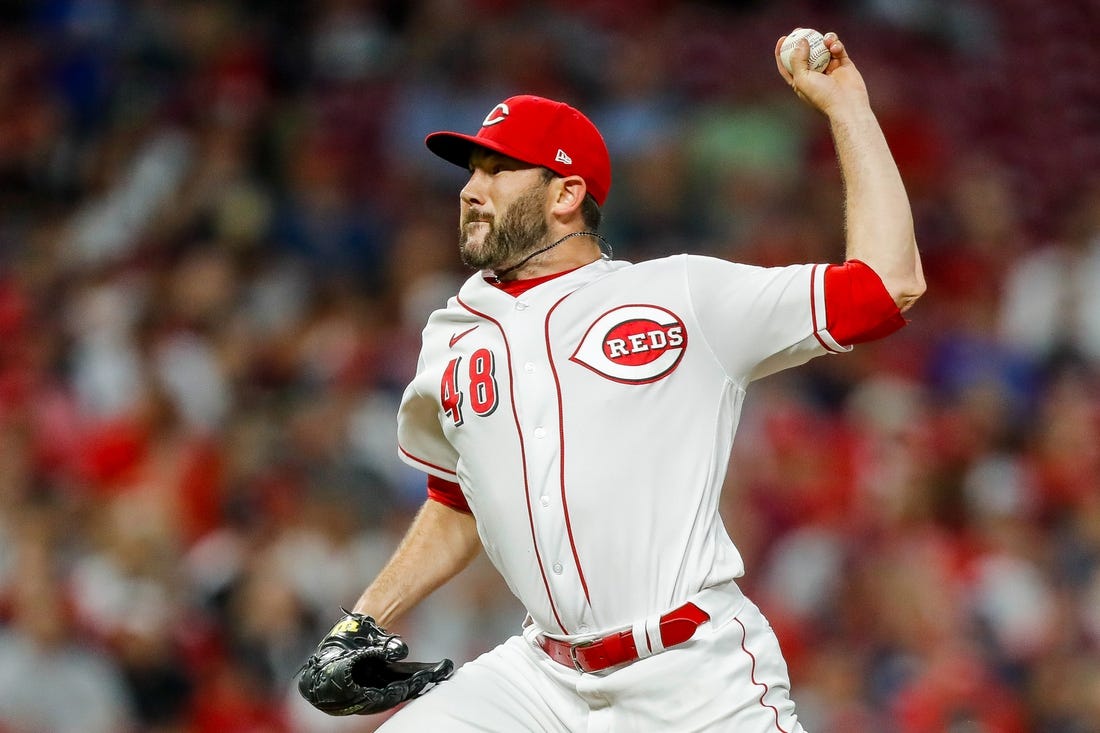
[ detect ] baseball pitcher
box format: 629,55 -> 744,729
298,30 -> 925,732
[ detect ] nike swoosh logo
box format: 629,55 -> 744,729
449,325 -> 479,348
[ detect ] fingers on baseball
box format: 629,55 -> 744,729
774,36 -> 795,82
789,37 -> 819,79
823,32 -> 846,70
776,32 -> 845,80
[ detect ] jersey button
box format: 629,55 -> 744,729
515,301 -> 529,311
534,427 -> 546,439
552,563 -> 563,574
524,362 -> 535,373
539,496 -> 550,507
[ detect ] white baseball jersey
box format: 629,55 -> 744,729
397,254 -> 849,638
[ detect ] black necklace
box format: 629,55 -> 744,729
491,231 -> 613,280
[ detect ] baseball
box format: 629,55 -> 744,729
780,28 -> 830,74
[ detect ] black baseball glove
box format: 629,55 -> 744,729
297,609 -> 454,716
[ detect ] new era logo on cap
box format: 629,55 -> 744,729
424,95 -> 612,205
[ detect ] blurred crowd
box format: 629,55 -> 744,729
0,0 -> 1098,731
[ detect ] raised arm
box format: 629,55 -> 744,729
776,32 -> 926,312
352,499 -> 482,628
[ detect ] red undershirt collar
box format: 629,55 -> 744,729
487,265 -> 583,297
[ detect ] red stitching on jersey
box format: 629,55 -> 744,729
809,264 -> 843,354
457,295 -> 568,635
398,445 -> 458,477
736,617 -> 791,733
809,264 -> 825,348
545,292 -> 592,611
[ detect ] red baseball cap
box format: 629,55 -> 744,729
425,95 -> 612,206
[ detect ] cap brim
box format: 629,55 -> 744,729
425,131 -> 538,171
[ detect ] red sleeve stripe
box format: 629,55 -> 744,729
426,475 -> 472,514
823,260 -> 908,346
810,264 -> 849,354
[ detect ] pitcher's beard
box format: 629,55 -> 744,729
459,184 -> 550,271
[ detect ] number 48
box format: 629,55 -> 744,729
440,348 -> 499,426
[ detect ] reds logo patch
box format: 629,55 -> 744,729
570,305 -> 687,384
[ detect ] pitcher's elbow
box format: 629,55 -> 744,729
895,273 -> 926,313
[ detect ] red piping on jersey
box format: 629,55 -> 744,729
399,444 -> 458,478
736,617 -> 792,733
545,293 -> 593,609
457,295 -> 568,635
808,264 -> 843,354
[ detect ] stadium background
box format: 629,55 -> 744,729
0,0 -> 1098,731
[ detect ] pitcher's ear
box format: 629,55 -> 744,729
551,175 -> 587,217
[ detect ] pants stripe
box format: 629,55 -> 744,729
735,617 -> 791,733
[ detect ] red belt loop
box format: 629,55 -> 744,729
537,602 -> 709,673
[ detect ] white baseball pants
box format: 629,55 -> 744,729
378,586 -> 806,733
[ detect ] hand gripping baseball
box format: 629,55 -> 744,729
774,31 -> 869,117
297,610 -> 454,716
